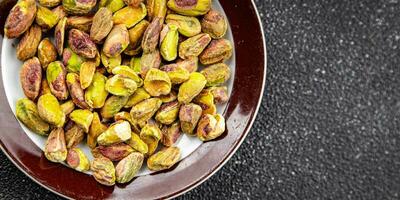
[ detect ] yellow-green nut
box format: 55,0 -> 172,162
161,121 -> 181,147
105,74 -> 138,97
114,112 -> 140,133
67,15 -> 93,33
179,33 -> 211,59
130,98 -> 162,127
124,88 -> 151,108
66,73 -> 90,109
44,128 -> 68,163
69,28 -> 98,59
201,9 -> 227,39
90,7 -> 113,43
97,121 -> 132,146
159,90 -> 177,103
147,146 -> 181,171
177,57 -> 198,73
160,24 -> 179,61
144,68 -> 172,97
100,95 -> 130,119
62,0 -> 96,15
127,133 -> 148,154
208,86 -> 228,104
197,114 -> 225,141
91,157 -> 116,186
140,50 -> 162,78
55,17 -> 67,56
40,78 -> 51,96
69,109 -> 93,133
147,0 -> 167,22
85,72 -> 109,109
179,103 -> 202,135
66,148 -> 90,172
65,124 -> 85,148
130,57 -> 142,73
62,48 -> 85,73
47,61 -> 69,100
101,52 -> 122,73
115,152 -> 144,183
37,93 -> 66,127
200,63 -> 231,87
36,6 -> 58,30
39,0 -> 61,7
88,112 -> 108,149
38,38 -> 57,68
103,24 -> 130,58
20,57 -> 42,101
126,20 -> 149,56
193,89 -> 216,115
124,0 -> 144,7
4,0 -> 37,39
160,64 -> 190,84
177,72 -> 206,104
165,14 -> 201,37
16,25 -> 42,61
199,39 -> 233,65
52,6 -> 67,22
60,100 -> 75,115
97,143 -> 134,161
112,66 -> 143,87
16,98 -> 50,135
113,3 -> 147,28
155,101 -> 180,125
167,0 -> 211,16
141,18 -> 163,53
140,123 -> 162,155
99,0 -> 125,13
80,61 -> 96,89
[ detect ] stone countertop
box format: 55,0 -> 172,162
2,0 -> 400,199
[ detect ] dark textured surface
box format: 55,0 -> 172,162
2,0 -> 400,199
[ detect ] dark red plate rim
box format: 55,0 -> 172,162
0,0 -> 266,199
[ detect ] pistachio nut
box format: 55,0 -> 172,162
16,25 -> 42,61
97,143 -> 134,161
38,38 -> 57,68
161,121 -> 181,146
199,39 -> 233,65
105,74 -> 138,97
130,98 -> 162,127
62,0 -> 96,15
36,6 -> 58,30
167,0 -> 210,16
197,114 -> 225,141
126,132 -> 148,154
80,61 -> 96,89
112,66 -> 143,87
65,123 -> 85,148
160,24 -> 179,61
124,0 -> 144,7
143,68 -> 172,97
130,57 -> 141,73
140,123 -> 162,155
66,148 -> 90,172
63,48 -> 85,73
40,78 -> 52,96
61,100 -> 75,115
52,6 -> 67,21
39,0 -> 61,7
101,52 -> 122,73
160,64 -> 190,84
97,120 -> 132,146
124,43 -> 142,56
208,86 -> 228,104
179,103 -> 202,135
147,146 -> 181,171
114,112 -> 140,133
16,98 -> 50,135
99,0 -> 125,13
69,29 -> 98,59
176,57 -> 198,73
147,0 -> 167,22
159,90 -> 177,103
55,17 -> 67,56
113,3 -> 147,28
20,57 -> 42,100
125,20 -> 149,56
66,73 -> 89,109
91,157 -> 116,186
67,15 -> 93,33
100,95 -> 130,119
69,109 -> 93,133
193,89 -> 216,115
177,72 -> 206,104
179,33 -> 211,59
141,17 -> 162,53
155,101 -> 180,125
124,87 -> 151,108
90,7 -> 113,43
88,50 -> 101,67
44,128 -> 68,163
103,24 -> 130,57
88,112 -> 108,148
46,61 -> 69,100
4,0 -> 37,39
85,72 -> 109,108
37,94 -> 65,127
140,50 -> 161,78
201,9 -> 227,39
166,14 -> 201,37
115,152 -> 144,183
200,63 -> 231,86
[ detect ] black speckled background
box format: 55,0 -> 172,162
2,0 -> 400,199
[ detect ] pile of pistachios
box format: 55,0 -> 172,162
6,0 -> 232,186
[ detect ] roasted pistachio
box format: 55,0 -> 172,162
88,50 -> 101,67
55,17 -> 67,56
85,72 -> 109,108
66,148 -> 90,172
140,123 -> 162,155
90,7 -> 113,43
141,17 -> 162,53
40,78 -> 52,96
16,98 -> 50,135
20,57 -> 42,100
103,24 -> 130,57
16,25 -> 42,61
130,57 -> 142,73
124,0 -> 143,7
112,66 -> 143,87
147,0 -> 167,22
80,61 -> 96,89
60,100 -> 75,115
140,50 -> 161,78
44,128 -> 68,163
38,38 -> 57,68
97,143 -> 134,161
69,29 -> 98,59
127,132 -> 148,154
113,3 -> 147,28
88,112 -> 108,148
159,90 -> 177,103
62,0 -> 96,15
201,9 -> 227,39
97,120 -> 132,146
101,52 -> 122,73
115,152 -> 144,183
4,0 -> 37,38
143,68 -> 172,97
160,64 -> 190,84
155,101 -> 180,125
179,103 -> 202,135
65,123 -> 85,148
166,14 -> 201,37
46,61 -> 69,100
193,89 -> 216,115
37,94 -> 65,127
161,122 -> 181,146
147,146 -> 181,171
124,88 -> 151,108
177,72 -> 206,104
66,73 -> 89,109
114,112 -> 139,131
208,86 -> 228,104
200,63 -> 231,86
36,6 -> 58,30
197,114 -> 225,141
167,0 -> 210,16
39,0 -> 61,7
105,74 -> 138,96
91,157 -> 116,186
179,33 -> 211,59
130,98 -> 162,127
63,48 -> 85,73
100,95 -> 130,119
160,24 -> 179,61
52,6 -> 67,21
69,109 -> 93,133
177,57 -> 198,73
199,39 -> 233,65
67,16 -> 93,33
125,20 -> 149,55
99,0 -> 125,13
